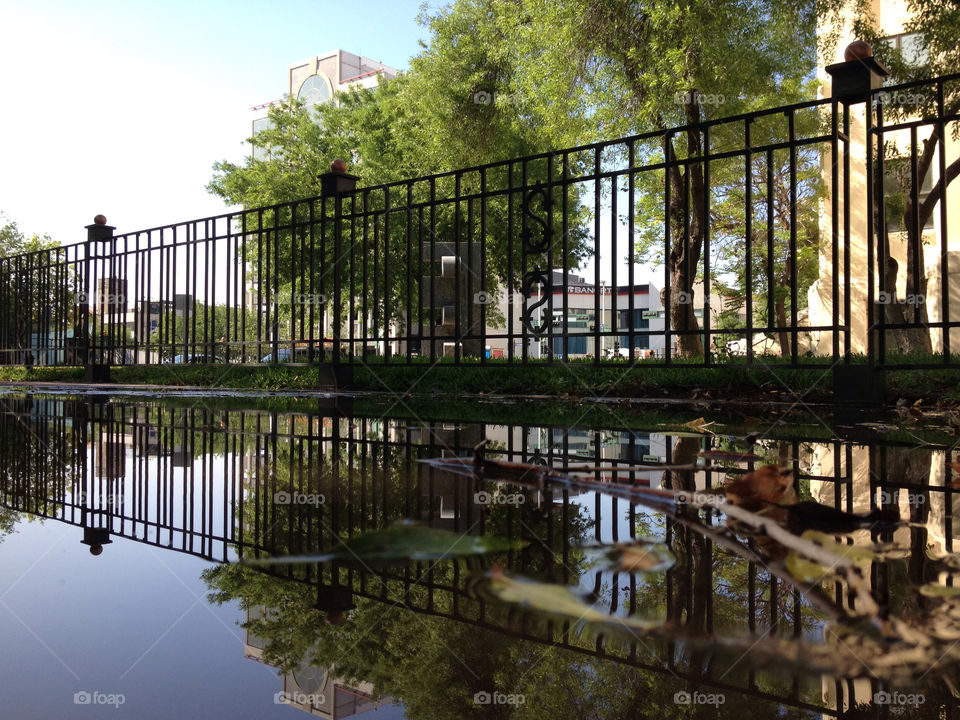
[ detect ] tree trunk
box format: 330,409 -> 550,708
872,129 -> 955,355
662,436 -> 709,631
664,100 -> 706,358
775,256 -> 792,355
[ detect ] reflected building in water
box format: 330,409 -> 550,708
244,606 -> 392,718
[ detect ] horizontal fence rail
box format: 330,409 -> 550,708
1,74 -> 958,371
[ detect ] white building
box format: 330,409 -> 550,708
251,49 -> 399,160
485,270 -> 666,359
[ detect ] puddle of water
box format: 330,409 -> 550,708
1,394 -> 958,718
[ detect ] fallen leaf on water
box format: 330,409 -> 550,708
784,532 -> 874,584
583,541 -> 675,574
241,521 -> 526,567
680,417 -> 716,433
479,565 -> 658,632
782,501 -> 900,533
785,552 -> 829,584
724,465 -> 796,510
918,583 -> 960,598
800,530 -> 875,563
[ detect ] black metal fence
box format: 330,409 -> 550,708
1,68 -> 958,370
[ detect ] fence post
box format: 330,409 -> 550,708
826,42 -> 887,408
83,215 -> 115,383
318,159 -> 357,389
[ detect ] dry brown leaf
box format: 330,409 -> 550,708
724,465 -> 796,511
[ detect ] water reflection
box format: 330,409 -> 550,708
0,394 -> 958,718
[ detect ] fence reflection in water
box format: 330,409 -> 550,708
0,397 -> 957,715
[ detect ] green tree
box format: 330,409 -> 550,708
708,111 -> 823,355
0,213 -> 71,363
149,300 -> 272,362
469,0 -> 819,356
208,26 -> 592,349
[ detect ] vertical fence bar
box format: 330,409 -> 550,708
937,81 -> 951,361
745,119 -> 755,364
787,109 -> 799,364
663,133 -> 673,363
593,146 -> 601,364
702,126 -> 712,363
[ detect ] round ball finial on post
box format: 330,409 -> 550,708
844,40 -> 873,62
93,214 -> 107,226
330,159 -> 347,173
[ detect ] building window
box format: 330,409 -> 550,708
298,74 -> 332,120
884,32 -> 928,67
251,116 -> 275,161
619,334 -> 649,349
618,309 -> 650,329
552,336 -> 587,356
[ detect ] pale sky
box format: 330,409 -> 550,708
0,0 -> 432,246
